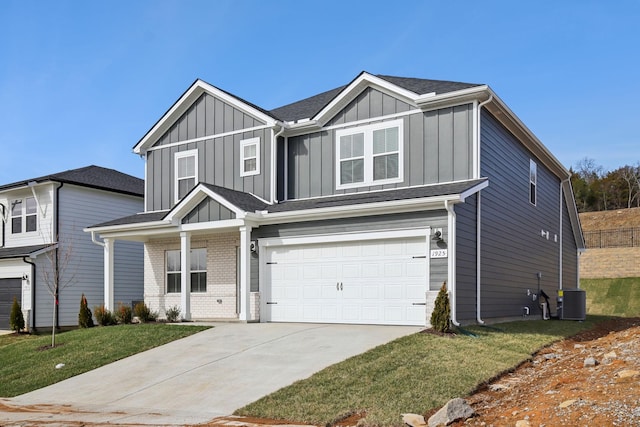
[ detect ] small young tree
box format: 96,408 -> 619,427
10,297 -> 25,333
78,294 -> 94,328
430,282 -> 451,333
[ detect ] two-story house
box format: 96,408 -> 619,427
87,72 -> 584,326
0,166 -> 144,330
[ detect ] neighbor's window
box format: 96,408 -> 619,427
166,248 -> 207,293
240,137 -> 260,177
10,197 -> 37,234
335,119 -> 403,189
530,159 -> 537,206
174,149 -> 198,203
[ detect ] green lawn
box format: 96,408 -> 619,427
581,277 -> 640,317
237,317 -> 605,426
0,324 -> 209,397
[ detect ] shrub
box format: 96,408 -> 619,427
10,297 -> 25,333
134,301 -> 157,323
115,302 -> 133,324
94,305 -> 116,326
78,294 -> 94,328
430,282 -> 451,333
165,305 -> 181,323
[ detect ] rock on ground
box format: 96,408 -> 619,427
427,398 -> 475,426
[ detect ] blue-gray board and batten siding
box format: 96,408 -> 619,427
477,110 -> 578,320
286,90 -> 474,200
146,93 -> 272,212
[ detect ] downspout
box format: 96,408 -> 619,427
0,203 -> 5,247
445,200 -> 460,326
271,123 -> 285,203
23,256 -> 36,332
475,95 -> 492,325
54,182 -> 63,329
559,178 -> 569,291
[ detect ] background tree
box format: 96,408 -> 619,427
571,158 -> 640,212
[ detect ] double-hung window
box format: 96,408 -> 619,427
166,248 -> 207,293
529,159 -> 537,206
336,119 -> 403,189
174,149 -> 198,203
240,137 -> 260,177
10,197 -> 37,234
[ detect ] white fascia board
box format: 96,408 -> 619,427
312,72 -> 420,125
28,243 -> 58,258
164,184 -> 247,223
415,85 -> 490,110
134,79 -> 277,154
259,227 -> 429,248
83,220 -> 171,235
179,219 -> 246,233
256,194 -> 462,226
459,180 -> 489,200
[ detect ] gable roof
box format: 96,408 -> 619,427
0,244 -> 56,260
0,165 -> 144,197
268,72 -> 483,123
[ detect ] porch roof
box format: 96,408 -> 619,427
0,244 -> 56,260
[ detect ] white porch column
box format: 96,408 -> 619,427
103,238 -> 114,310
180,231 -> 192,320
238,225 -> 252,321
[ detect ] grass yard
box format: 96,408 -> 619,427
581,277 -> 640,317
0,324 -> 209,397
237,317 -> 606,426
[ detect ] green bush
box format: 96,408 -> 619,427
94,305 -> 116,326
115,302 -> 133,324
134,301 -> 157,323
10,297 -> 25,332
430,282 -> 451,333
165,305 -> 181,322
78,294 -> 94,328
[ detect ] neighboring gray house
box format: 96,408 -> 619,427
0,166 -> 144,330
87,72 -> 585,326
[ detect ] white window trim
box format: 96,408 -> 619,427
335,119 -> 404,190
240,137 -> 260,177
174,149 -> 199,204
530,159 -> 537,206
10,197 -> 37,234
166,248 -> 207,294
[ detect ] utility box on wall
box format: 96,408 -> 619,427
561,289 -> 587,321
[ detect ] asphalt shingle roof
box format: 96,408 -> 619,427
89,211 -> 168,228
0,165 -> 144,197
0,244 -> 55,260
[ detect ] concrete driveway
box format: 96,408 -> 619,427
2,322 -> 420,425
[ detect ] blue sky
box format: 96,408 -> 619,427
1,0 -> 638,183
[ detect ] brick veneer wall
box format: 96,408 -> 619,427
580,248 -> 640,279
144,232 -> 260,320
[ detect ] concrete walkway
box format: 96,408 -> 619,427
2,322 -> 420,426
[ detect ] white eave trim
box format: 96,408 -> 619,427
134,79 -> 277,154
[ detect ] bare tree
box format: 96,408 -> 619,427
40,232 -> 77,347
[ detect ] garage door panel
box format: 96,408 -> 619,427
265,234 -> 428,326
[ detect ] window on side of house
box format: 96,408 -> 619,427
174,149 -> 198,203
530,159 -> 537,206
166,248 -> 207,294
10,197 -> 37,234
335,119 -> 403,190
240,137 -> 260,177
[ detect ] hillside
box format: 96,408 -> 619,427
579,207 -> 640,230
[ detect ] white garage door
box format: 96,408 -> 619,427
263,234 -> 428,326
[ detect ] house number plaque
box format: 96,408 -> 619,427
430,249 -> 448,259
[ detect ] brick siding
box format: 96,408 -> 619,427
144,232 -> 261,320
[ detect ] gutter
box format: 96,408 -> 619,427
22,256 -> 36,332
475,95 -> 492,325
54,182 -> 63,329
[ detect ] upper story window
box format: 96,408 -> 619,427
175,149 -> 198,203
240,137 -> 260,177
335,119 -> 403,190
10,197 -> 37,234
166,248 -> 207,293
530,159 -> 537,206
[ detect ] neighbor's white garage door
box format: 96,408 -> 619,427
263,235 -> 428,326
